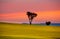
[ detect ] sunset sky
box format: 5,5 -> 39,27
0,0 -> 60,23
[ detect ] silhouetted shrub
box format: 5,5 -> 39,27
46,21 -> 51,25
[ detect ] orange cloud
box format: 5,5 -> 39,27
36,11 -> 60,23
0,11 -> 60,23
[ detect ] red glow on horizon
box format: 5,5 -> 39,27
0,11 -> 60,23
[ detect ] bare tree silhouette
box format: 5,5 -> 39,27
27,12 -> 37,25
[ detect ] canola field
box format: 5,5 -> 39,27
0,23 -> 60,39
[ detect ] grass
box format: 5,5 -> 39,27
0,22 -> 60,39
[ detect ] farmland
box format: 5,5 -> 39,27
0,22 -> 60,39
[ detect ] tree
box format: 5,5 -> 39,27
46,21 -> 51,25
27,12 -> 37,25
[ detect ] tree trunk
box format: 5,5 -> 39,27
29,20 -> 32,25
30,21 -> 32,25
